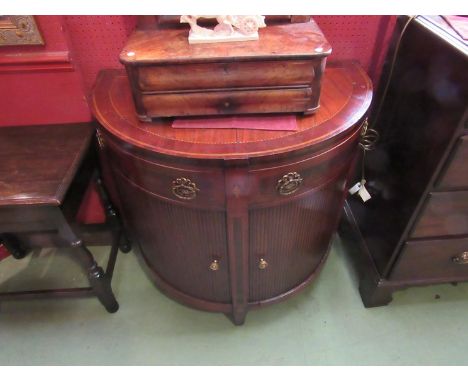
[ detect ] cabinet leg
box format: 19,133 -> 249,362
359,277 -> 394,308
118,234 -> 132,254
73,241 -> 119,313
225,311 -> 247,326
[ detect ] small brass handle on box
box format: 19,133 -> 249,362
276,172 -> 303,195
209,260 -> 220,271
172,177 -> 199,200
258,258 -> 268,270
452,252 -> 468,265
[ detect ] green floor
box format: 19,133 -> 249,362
0,236 -> 467,365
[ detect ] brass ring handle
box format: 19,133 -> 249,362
172,177 -> 200,200
276,172 -> 303,196
258,258 -> 268,270
452,252 -> 468,265
209,260 -> 220,271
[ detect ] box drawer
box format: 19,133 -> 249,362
141,87 -> 313,118
137,60 -> 317,92
437,135 -> 468,190
390,237 -> 468,282
410,191 -> 468,238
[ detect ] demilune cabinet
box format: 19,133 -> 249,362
92,61 -> 372,324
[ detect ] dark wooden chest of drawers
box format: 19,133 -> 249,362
119,20 -> 331,120
339,16 -> 468,306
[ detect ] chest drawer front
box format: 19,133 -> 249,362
107,144 -> 225,210
410,191 -> 468,238
437,135 -> 468,190
390,237 -> 468,282
141,87 -> 313,118
137,60 -> 317,92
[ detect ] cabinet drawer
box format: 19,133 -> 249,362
410,191 -> 468,238
137,60 -> 316,92
248,130 -> 358,207
437,135 -> 468,190
390,237 -> 468,282
107,143 -> 225,209
141,87 -> 313,118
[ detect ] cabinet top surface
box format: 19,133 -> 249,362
120,21 -> 332,64
91,61 -> 372,160
0,123 -> 94,207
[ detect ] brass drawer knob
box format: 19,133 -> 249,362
277,172 -> 303,195
452,252 -> 468,265
258,258 -> 268,270
172,177 -> 199,200
209,260 -> 220,271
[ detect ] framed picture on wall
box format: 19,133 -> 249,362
0,16 -> 44,46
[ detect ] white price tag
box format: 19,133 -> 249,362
348,180 -> 371,202
348,182 -> 361,195
358,183 -> 371,202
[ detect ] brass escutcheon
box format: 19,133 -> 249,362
209,260 -> 220,271
452,252 -> 468,265
276,172 -> 303,195
258,258 -> 268,270
172,177 -> 199,200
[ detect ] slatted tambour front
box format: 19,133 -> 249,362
116,170 -> 231,303
249,176 -> 346,302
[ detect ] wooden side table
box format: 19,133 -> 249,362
0,123 -> 130,313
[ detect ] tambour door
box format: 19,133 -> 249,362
108,145 -> 231,304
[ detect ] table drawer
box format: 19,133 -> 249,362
141,87 -> 313,118
137,60 -> 316,92
106,143 -> 225,210
437,135 -> 468,190
410,191 -> 468,238
390,237 -> 468,282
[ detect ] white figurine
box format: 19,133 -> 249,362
180,15 -> 266,44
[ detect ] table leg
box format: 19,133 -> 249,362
72,240 -> 119,313
94,173 -> 132,254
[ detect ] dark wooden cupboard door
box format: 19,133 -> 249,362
249,174 -> 346,302
115,170 -> 231,303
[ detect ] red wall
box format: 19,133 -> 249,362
0,16 -> 396,224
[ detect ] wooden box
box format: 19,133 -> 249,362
119,19 -> 332,121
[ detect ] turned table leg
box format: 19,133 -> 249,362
94,174 -> 132,254
71,239 -> 119,313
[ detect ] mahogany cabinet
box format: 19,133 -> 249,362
339,16 -> 468,307
91,61 -> 372,324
